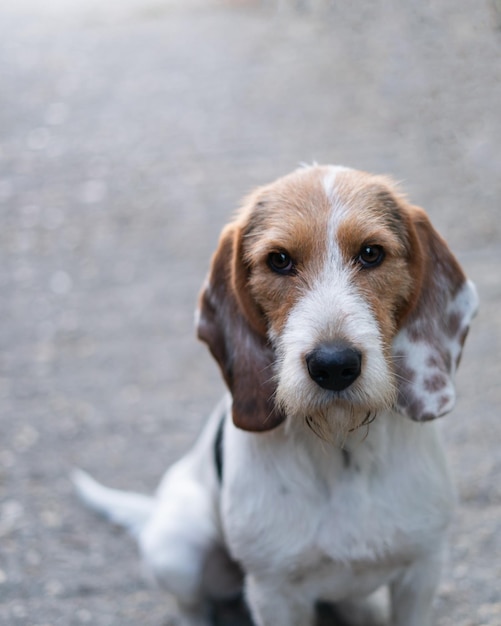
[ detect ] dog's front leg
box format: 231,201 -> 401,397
245,574 -> 315,626
390,551 -> 443,626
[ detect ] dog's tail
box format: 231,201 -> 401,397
72,469 -> 154,538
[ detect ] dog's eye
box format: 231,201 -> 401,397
358,245 -> 384,268
267,251 -> 295,275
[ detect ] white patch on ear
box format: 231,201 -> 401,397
392,331 -> 456,421
454,279 -> 479,324
393,279 -> 478,421
446,278 -> 479,369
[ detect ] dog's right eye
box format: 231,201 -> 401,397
267,251 -> 295,275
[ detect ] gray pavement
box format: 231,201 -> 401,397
0,1 -> 500,624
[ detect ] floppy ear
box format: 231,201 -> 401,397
392,206 -> 478,421
197,218 -> 285,432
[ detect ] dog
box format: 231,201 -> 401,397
74,165 -> 478,626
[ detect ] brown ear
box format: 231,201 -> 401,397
197,219 -> 285,432
393,206 -> 478,421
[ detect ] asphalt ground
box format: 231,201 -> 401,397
0,1 -> 500,624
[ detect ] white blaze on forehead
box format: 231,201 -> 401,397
322,165 -> 352,201
323,166 -> 352,266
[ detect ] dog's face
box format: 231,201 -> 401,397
198,166 -> 478,435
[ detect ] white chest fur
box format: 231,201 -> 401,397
221,411 -> 455,601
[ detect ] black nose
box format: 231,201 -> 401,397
306,342 -> 362,391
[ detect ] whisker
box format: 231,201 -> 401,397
348,410 -> 377,438
391,372 -> 414,385
305,415 -> 331,443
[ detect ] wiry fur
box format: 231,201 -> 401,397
74,166 -> 478,626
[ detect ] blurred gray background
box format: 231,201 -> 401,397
1,1 -> 500,624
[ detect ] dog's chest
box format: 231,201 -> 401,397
221,416 -> 454,592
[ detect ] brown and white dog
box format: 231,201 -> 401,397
75,165 -> 478,626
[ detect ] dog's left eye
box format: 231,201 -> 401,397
267,251 -> 295,275
357,245 -> 385,268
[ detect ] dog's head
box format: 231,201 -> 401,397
197,166 -> 478,434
